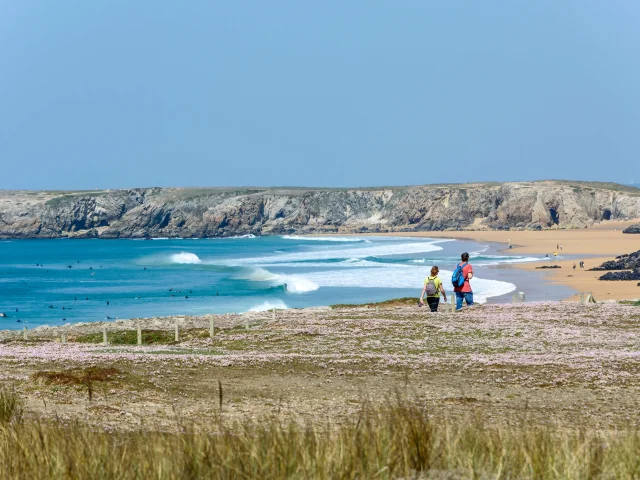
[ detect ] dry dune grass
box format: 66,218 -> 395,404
1,389 -> 640,479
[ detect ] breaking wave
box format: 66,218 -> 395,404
473,255 -> 542,266
169,252 -> 202,264
301,266 -> 515,303
247,300 -> 288,312
237,267 -> 319,293
228,234 -> 257,239
282,235 -> 368,243
239,240 -> 452,264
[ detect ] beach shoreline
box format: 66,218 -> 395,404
343,219 -> 640,301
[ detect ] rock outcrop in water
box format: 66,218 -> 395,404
1,181 -> 639,239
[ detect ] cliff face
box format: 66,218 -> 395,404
1,181 -> 639,239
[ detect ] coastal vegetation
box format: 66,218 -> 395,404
330,297 -> 419,309
1,389 -> 640,479
1,302 -> 639,478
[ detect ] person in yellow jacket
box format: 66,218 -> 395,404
418,266 -> 448,312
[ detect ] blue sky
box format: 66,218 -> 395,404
0,1 -> 638,189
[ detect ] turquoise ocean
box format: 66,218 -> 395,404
0,236 -> 571,329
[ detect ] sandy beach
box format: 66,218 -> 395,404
388,220 -> 640,301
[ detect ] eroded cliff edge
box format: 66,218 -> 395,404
1,181 -> 639,239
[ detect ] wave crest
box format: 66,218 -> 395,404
170,252 -> 202,264
282,235 -> 365,243
238,267 -> 319,293
247,300 -> 288,312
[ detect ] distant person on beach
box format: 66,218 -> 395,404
573,263 -> 576,270
419,266 -> 447,312
452,252 -> 473,310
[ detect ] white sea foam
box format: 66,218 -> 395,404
473,255 -> 542,266
228,234 -> 257,239
169,252 -> 202,264
247,300 -> 288,312
239,240 -> 450,264
237,267 -> 319,293
257,260 -> 381,268
471,245 -> 490,255
282,235 -> 365,242
281,275 -> 320,293
410,259 -> 425,263
301,266 -> 515,303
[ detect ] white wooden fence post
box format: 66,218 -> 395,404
209,314 -> 215,339
23,326 -> 27,341
61,333 -> 67,344
137,322 -> 142,345
174,318 -> 179,342
102,327 -> 108,346
272,309 -> 276,322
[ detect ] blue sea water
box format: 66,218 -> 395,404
0,236 -> 560,329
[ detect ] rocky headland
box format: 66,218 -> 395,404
1,180 -> 639,239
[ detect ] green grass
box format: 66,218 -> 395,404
75,330 -> 180,345
331,297 -> 419,309
75,330 -> 175,345
619,300 -> 640,306
0,390 -> 639,479
44,191 -> 109,207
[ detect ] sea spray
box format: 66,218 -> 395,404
246,300 -> 288,312
169,252 -> 202,264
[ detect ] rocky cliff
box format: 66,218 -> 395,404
1,181 -> 639,239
